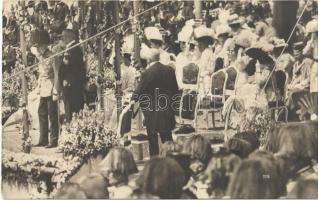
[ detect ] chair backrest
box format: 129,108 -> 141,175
116,101 -> 135,138
225,66 -> 238,95
179,90 -> 198,121
214,57 -> 224,72
275,70 -> 289,100
182,62 -> 200,90
210,70 -> 228,100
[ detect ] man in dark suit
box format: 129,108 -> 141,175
59,29 -> 86,122
132,47 -> 179,156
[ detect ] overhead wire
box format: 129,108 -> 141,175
3,1 -> 167,81
261,0 -> 310,92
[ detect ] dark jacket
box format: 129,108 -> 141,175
59,43 -> 86,112
132,62 -> 179,133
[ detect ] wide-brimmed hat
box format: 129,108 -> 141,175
145,26 -> 163,42
177,26 -> 193,43
233,33 -> 253,48
246,41 -> 274,65
306,18 -> 318,33
194,25 -> 214,40
216,24 -> 231,38
185,19 -> 195,27
140,43 -> 160,61
270,37 -> 287,49
227,14 -> 244,26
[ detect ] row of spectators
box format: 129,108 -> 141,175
55,121 -> 318,199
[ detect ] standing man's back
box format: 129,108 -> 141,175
132,48 -> 179,156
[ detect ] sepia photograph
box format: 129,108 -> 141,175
1,0 -> 318,199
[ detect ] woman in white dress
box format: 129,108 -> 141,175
222,45 -> 274,134
193,26 -> 215,95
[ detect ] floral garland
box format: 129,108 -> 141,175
59,105 -> 119,160
2,149 -> 83,198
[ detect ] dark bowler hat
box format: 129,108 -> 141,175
30,29 -> 50,47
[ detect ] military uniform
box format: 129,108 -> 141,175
37,49 -> 59,146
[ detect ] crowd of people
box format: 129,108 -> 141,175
2,0 -> 318,198
55,124 -> 318,199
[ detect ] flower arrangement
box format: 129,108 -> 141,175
86,52 -> 116,89
21,136 -> 32,154
59,105 -> 119,159
2,149 -> 83,197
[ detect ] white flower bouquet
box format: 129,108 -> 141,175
59,105 -> 119,159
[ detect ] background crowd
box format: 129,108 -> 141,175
2,0 -> 318,199
55,123 -> 318,199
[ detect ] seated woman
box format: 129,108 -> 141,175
193,25 -> 215,94
99,147 -> 138,198
235,56 -> 249,88
106,52 -> 136,129
222,50 -> 273,133
175,26 -> 193,89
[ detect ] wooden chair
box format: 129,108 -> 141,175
117,101 -> 149,161
195,70 -> 228,129
178,63 -> 200,127
268,70 -> 289,122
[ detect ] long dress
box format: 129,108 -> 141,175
222,68 -> 271,133
106,65 -> 136,129
175,51 -> 189,89
197,47 -> 214,94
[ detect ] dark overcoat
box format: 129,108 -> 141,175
59,44 -> 86,121
132,62 -> 179,133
